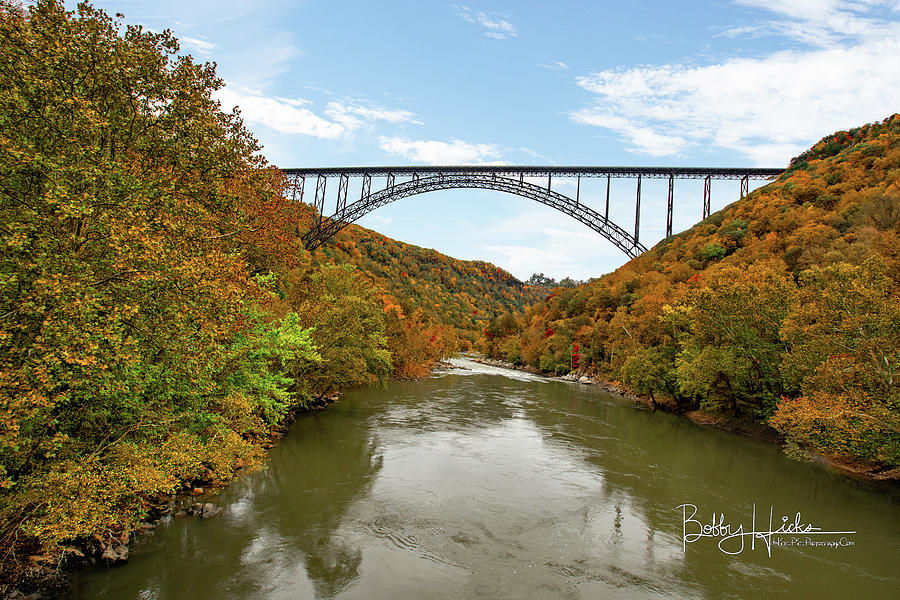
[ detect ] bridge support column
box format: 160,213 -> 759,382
605,174 -> 610,220
666,173 -> 674,237
361,174 -> 372,200
702,175 -> 711,220
314,175 -> 328,234
576,175 -> 581,206
740,175 -> 749,199
337,173 -> 349,216
291,175 -> 305,203
386,173 -> 395,189
634,174 -> 641,244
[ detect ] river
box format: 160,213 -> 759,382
71,357 -> 900,599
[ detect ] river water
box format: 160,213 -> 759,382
72,358 -> 900,599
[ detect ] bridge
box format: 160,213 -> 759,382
281,166 -> 783,258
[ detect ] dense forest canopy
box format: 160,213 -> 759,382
477,115 -> 900,474
305,209 -> 548,354
0,1 -> 522,586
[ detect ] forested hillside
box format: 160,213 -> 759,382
478,116 -> 900,474
0,2 -> 541,587
306,212 -> 546,351
0,3 -> 550,586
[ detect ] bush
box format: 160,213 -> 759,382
699,243 -> 727,262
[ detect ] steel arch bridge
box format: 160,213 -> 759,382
281,165 -> 782,258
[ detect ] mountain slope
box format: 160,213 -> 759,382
477,115 -> 900,474
304,211 -> 547,347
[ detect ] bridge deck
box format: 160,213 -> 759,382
283,164 -> 784,255
281,165 -> 783,180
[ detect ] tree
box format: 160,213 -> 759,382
673,261 -> 795,419
620,346 -> 679,407
0,1 -> 298,574
526,273 -> 557,287
772,259 -> 900,466
285,264 -> 391,395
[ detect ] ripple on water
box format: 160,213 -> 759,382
70,356 -> 900,600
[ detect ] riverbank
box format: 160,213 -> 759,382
67,355 -> 900,599
469,356 -> 900,483
3,390 -> 346,600
9,355 -> 895,599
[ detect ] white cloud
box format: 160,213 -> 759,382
123,0 -> 302,90
324,102 -> 421,133
731,0 -> 899,46
379,137 -> 504,164
216,87 -> 344,138
366,215 -> 394,226
180,36 -> 217,54
570,109 -> 691,156
484,216 -> 611,281
539,61 -> 569,71
519,147 -> 555,162
215,88 -> 421,140
570,1 -> 900,165
454,5 -> 518,39
274,96 -> 313,108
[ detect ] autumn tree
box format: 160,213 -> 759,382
674,261 -> 795,419
772,259 -> 900,465
0,0 -> 312,577
285,264 -> 392,395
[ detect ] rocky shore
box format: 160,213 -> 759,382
470,357 -> 645,401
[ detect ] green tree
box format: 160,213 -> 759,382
674,262 -> 795,419
223,312 -> 321,422
286,264 -> 391,395
621,346 -> 681,408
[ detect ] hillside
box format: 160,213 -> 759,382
477,115 -> 900,474
0,3 -> 518,584
302,206 -> 547,348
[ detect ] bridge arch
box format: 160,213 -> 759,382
302,173 -> 648,258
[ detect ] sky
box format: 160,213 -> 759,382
78,0 -> 900,280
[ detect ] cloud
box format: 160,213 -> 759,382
366,215 -> 394,226
216,88 -> 344,138
730,0 -> 899,46
570,1 -> 900,165
112,0 -> 303,91
215,88 -> 421,139
180,36 -> 217,54
539,61 -> 569,71
519,147 -> 555,163
274,96 -> 313,108
379,137 -> 504,164
324,102 -> 422,133
454,5 -> 518,39
570,110 -> 691,156
483,213 -> 612,280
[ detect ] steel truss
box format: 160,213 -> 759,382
282,165 -> 782,258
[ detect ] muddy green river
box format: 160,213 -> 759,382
71,358 -> 900,599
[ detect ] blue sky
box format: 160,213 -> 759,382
81,1 -> 900,280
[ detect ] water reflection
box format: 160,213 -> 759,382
73,358 -> 900,599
